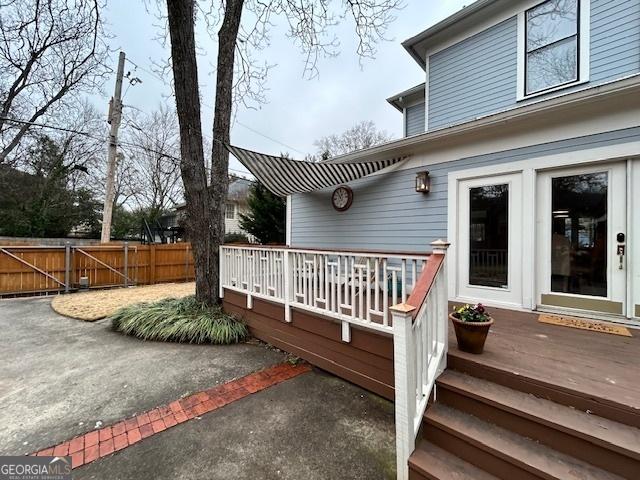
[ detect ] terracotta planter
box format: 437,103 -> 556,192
450,314 -> 493,354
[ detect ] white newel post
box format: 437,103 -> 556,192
284,250 -> 292,322
391,303 -> 417,480
219,245 -> 225,299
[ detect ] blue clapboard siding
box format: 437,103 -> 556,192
405,102 -> 426,136
427,0 -> 640,131
428,17 -> 517,130
290,127 -> 640,252
591,0 -> 640,82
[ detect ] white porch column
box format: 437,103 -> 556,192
391,302 -> 416,480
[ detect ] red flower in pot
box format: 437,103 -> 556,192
450,303 -> 493,354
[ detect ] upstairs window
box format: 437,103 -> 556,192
225,203 -> 235,219
526,0 -> 579,94
518,0 -> 589,99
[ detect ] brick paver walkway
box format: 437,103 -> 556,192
30,362 -> 311,469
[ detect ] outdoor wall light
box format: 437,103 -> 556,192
415,171 -> 431,193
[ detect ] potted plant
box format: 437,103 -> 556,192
450,304 -> 493,354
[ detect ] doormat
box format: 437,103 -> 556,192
538,314 -> 632,337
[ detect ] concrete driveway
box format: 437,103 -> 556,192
0,297 -> 395,479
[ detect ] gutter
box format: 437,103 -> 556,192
386,83 -> 426,112
401,0 -> 498,70
327,74 -> 640,165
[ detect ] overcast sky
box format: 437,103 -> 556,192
100,1 -> 469,176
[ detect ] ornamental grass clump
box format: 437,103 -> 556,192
451,303 -> 491,323
111,296 -> 248,345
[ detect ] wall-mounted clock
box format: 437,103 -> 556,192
331,185 -> 353,212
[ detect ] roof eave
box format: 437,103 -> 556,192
401,0 -> 499,69
327,74 -> 640,165
386,83 -> 426,111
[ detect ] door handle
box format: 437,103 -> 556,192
617,232 -> 625,270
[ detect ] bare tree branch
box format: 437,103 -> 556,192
0,0 -> 109,163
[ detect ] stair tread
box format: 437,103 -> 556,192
437,370 -> 640,459
410,439 -> 500,480
426,404 -> 626,480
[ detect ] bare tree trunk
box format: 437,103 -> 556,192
209,0 -> 245,295
166,0 -> 217,305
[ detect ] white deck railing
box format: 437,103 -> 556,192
220,245 -> 429,339
390,241 -> 448,480
219,240 -> 449,480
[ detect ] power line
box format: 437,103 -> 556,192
0,117 -> 253,180
0,116 -> 103,141
124,57 -> 168,86
120,111 -> 251,177
236,120 -> 306,156
0,115 -> 252,178
124,55 -> 307,156
200,99 -> 306,156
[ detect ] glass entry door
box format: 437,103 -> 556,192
458,173 -> 523,306
537,163 -> 627,315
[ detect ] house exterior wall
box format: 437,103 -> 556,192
428,17 -> 517,130
224,201 -> 248,235
405,102 -> 426,136
290,126 -> 640,252
426,0 -> 640,131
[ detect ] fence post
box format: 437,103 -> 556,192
390,303 -> 417,480
149,244 -> 157,285
64,242 -> 71,293
123,242 -> 129,287
185,243 -> 190,283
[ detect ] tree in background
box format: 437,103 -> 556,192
0,0 -> 109,163
165,0 -> 401,305
120,105 -> 184,219
0,135 -> 101,237
314,120 -> 392,160
238,182 -> 285,245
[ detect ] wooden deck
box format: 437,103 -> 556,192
447,305 -> 640,426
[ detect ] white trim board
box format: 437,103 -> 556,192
456,173 -> 524,306
424,56 -> 430,132
632,158 -> 640,318
447,142 -> 640,313
325,75 -> 640,167
399,111 -> 640,174
286,195 -> 292,246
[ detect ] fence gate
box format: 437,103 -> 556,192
0,246 -> 70,295
0,243 -> 195,297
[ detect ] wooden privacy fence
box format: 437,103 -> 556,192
0,243 -> 195,296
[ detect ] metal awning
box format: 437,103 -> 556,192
225,144 -> 407,197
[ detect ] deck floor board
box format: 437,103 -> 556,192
447,305 -> 640,412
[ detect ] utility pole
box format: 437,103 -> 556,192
101,51 -> 126,243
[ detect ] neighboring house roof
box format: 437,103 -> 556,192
328,75 -> 640,165
227,177 -> 252,203
402,0 -> 503,69
173,176 -> 252,211
386,83 -> 426,112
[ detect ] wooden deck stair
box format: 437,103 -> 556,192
409,356 -> 640,479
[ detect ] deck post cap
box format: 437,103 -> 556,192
430,239 -> 450,254
390,303 -> 417,314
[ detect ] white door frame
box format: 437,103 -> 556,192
456,173 -> 523,308
536,162 -> 627,317
447,141 -> 640,316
